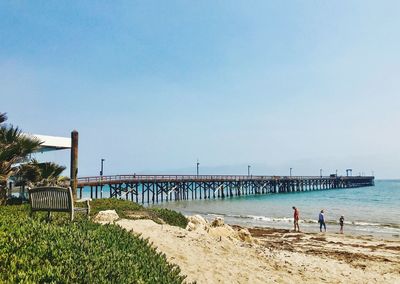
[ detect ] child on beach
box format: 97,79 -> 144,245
318,210 -> 326,232
339,215 -> 344,234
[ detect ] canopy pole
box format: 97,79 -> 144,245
70,130 -> 78,199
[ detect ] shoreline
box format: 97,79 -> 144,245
114,215 -> 400,283
247,225 -> 400,242
233,221 -> 400,241
186,212 -> 400,240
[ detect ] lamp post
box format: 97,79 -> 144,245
336,169 -> 338,176
248,165 -> 251,176
320,168 -> 323,178
196,159 -> 200,177
100,159 -> 105,181
100,158 -> 105,177
290,167 -> 292,177
100,158 -> 105,198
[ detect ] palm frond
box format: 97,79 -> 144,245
0,126 -> 42,179
0,113 -> 7,124
15,163 -> 41,184
37,162 -> 66,179
16,161 -> 67,186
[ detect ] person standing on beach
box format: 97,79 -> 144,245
318,210 -> 326,232
292,206 -> 300,232
339,215 -> 344,234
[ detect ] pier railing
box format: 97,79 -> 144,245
76,174 -> 374,202
77,174 -> 373,185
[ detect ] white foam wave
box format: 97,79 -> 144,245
244,215 -> 300,223
225,214 -> 400,230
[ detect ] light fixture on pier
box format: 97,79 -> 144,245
100,158 -> 105,198
100,158 -> 105,177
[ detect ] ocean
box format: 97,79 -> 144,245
150,180 -> 400,238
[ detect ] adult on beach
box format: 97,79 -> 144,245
339,215 -> 344,234
292,206 -> 300,232
318,210 -> 326,232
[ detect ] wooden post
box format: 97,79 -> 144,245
70,130 -> 79,199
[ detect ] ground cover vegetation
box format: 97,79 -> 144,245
0,200 -> 188,283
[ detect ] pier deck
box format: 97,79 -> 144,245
77,175 -> 375,204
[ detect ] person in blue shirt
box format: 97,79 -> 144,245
318,210 -> 326,232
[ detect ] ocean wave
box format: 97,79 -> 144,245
207,213 -> 226,218
247,215 -> 294,223
223,214 -> 400,230
351,221 -> 400,229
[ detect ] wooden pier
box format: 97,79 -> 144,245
77,175 -> 375,204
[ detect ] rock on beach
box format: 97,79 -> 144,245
93,210 -> 119,224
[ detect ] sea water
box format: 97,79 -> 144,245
151,180 -> 400,238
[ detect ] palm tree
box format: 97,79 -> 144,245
0,112 -> 42,205
15,162 -> 41,186
16,159 -> 67,187
35,161 -> 67,186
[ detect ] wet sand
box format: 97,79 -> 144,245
247,226 -> 400,283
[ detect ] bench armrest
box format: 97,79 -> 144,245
76,198 -> 92,203
75,198 -> 91,217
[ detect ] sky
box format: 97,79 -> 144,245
1,1 -> 399,178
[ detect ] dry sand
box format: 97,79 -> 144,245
113,216 -> 400,284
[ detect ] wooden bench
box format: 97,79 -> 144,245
28,186 -> 91,221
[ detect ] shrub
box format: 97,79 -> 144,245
150,208 -> 188,229
89,198 -> 144,218
89,199 -> 188,229
0,205 -> 186,283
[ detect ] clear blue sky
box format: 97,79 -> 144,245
1,1 -> 399,178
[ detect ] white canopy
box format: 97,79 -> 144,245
27,134 -> 71,152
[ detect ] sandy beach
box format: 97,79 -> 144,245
115,215 -> 400,284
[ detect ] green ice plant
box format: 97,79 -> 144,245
0,205 -> 186,283
151,208 -> 188,229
